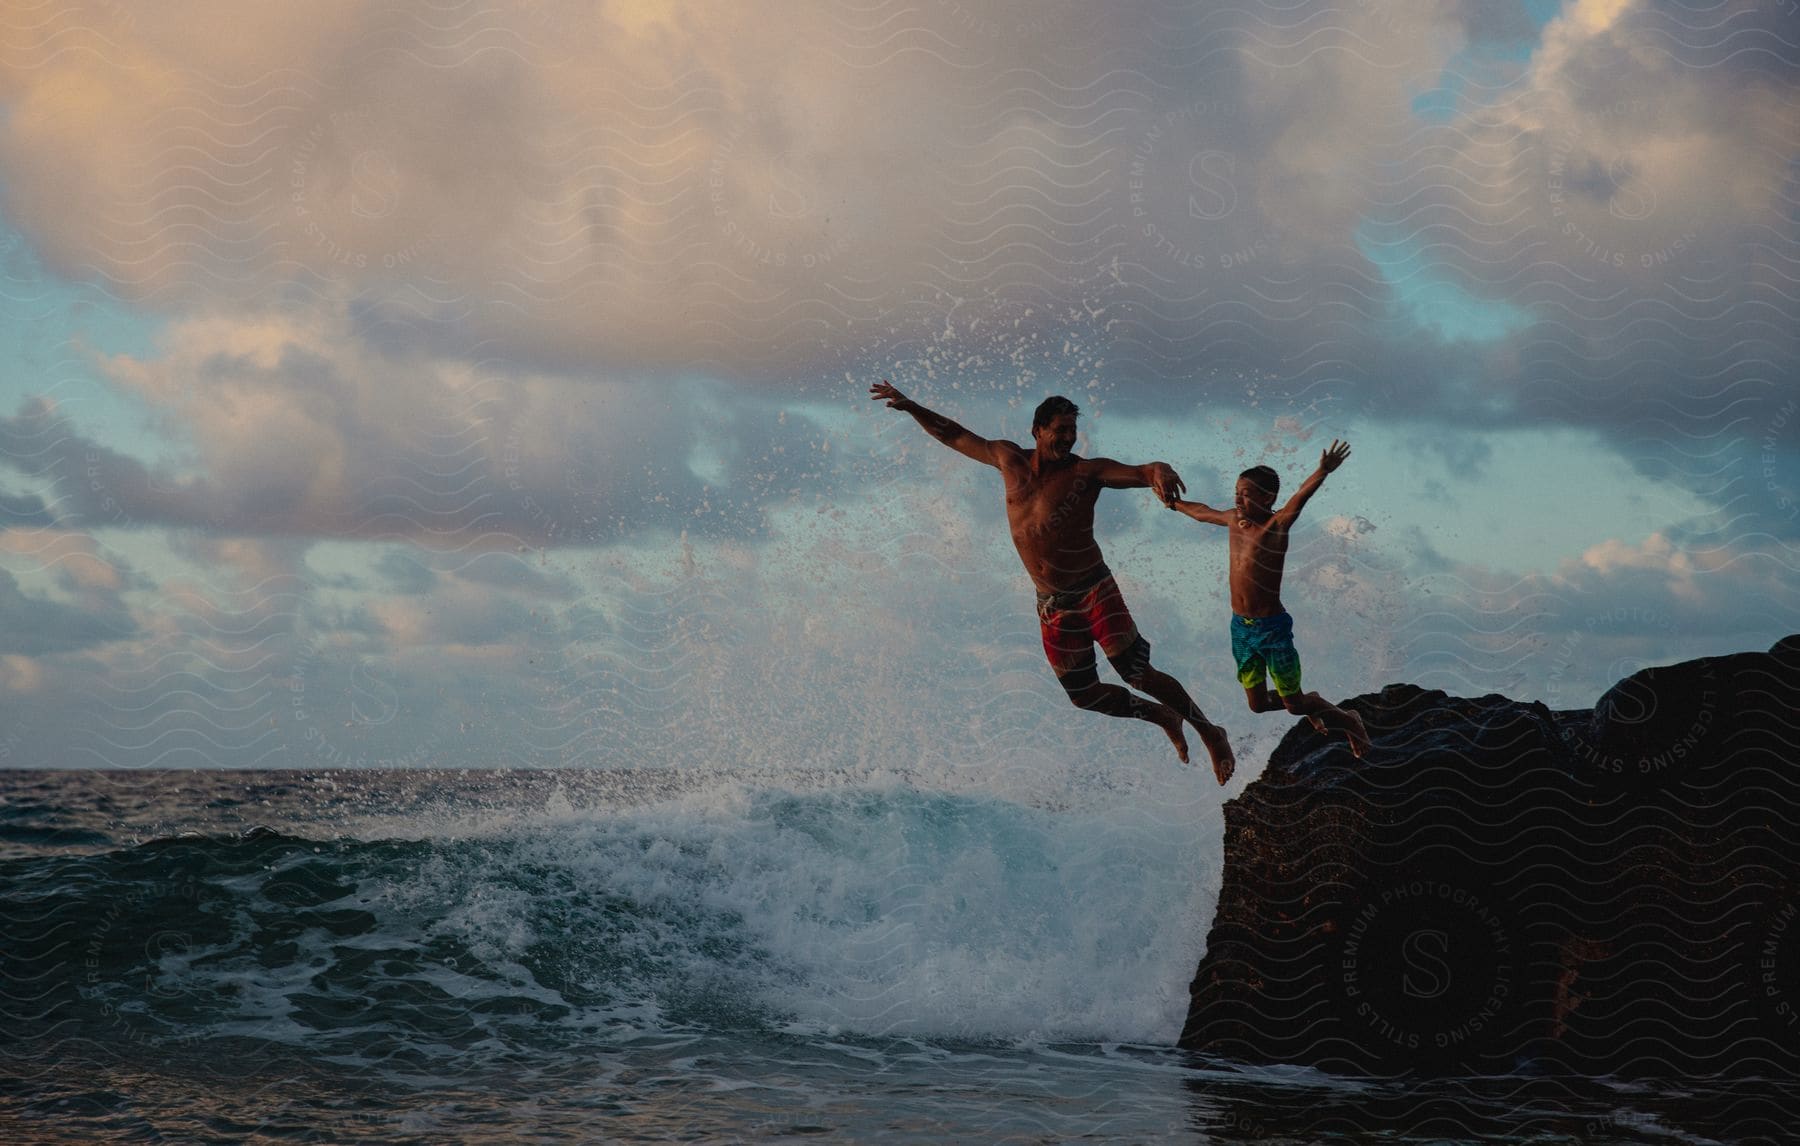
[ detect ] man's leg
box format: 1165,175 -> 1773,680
1109,639 -> 1235,783
1061,670 -> 1190,763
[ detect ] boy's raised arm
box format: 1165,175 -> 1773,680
1164,496 -> 1232,526
1275,439 -> 1351,526
870,380 -> 1009,468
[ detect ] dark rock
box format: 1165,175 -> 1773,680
1180,636 -> 1800,1077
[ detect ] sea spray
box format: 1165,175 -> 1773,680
6,781 -> 1230,1053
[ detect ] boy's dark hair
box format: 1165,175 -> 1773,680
1032,395 -> 1080,429
1240,464 -> 1280,495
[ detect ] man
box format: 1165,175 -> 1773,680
871,380 -> 1235,782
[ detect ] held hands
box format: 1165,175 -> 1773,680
1147,461 -> 1185,505
1320,439 -> 1351,473
869,379 -> 914,412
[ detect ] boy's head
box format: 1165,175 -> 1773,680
1236,465 -> 1279,518
1031,395 -> 1080,459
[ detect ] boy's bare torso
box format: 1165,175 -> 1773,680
1228,514 -> 1289,618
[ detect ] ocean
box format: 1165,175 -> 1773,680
1,769 -> 1786,1143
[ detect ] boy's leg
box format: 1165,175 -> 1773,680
1232,616 -> 1284,713
1262,617 -> 1365,754
1234,622 -> 1301,718
1242,681 -> 1284,713
1279,690 -> 1369,758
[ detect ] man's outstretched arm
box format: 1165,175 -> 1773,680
1274,439 -> 1351,526
870,380 -> 1006,467
1164,497 -> 1232,526
1085,457 -> 1185,504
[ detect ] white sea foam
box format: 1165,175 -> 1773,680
470,780 -> 1229,1044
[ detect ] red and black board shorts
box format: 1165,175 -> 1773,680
1035,566 -> 1151,690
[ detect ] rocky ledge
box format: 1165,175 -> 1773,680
1182,636 -> 1800,1077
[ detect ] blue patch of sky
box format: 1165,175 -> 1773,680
1354,222 -> 1533,345
0,213 -> 187,469
1408,0 -> 1559,122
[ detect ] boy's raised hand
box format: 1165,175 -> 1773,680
1320,439 -> 1351,473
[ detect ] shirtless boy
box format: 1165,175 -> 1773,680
1164,442 -> 1370,757
871,380 -> 1236,782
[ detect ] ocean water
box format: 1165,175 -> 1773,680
0,769 -> 1787,1143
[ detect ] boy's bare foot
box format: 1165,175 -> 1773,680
1196,721 -> 1236,785
1306,715 -> 1328,735
1342,708 -> 1370,758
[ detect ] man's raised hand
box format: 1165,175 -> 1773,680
1148,461 -> 1186,504
870,380 -> 913,411
1320,439 -> 1351,473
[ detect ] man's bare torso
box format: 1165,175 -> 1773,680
997,446 -> 1107,593
1227,515 -> 1289,617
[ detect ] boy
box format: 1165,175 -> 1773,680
1163,440 -> 1370,757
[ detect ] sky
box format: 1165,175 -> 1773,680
0,0 -> 1795,779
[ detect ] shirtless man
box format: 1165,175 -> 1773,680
871,380 -> 1235,782
1164,443 -> 1370,757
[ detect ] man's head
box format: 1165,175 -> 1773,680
1032,395 -> 1080,459
1236,465 -> 1279,519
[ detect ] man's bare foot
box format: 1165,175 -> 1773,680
1153,707 -> 1190,763
1341,708 -> 1370,758
1195,721 -> 1236,785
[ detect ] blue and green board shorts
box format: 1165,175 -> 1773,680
1231,611 -> 1302,696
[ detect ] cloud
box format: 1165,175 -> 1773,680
0,1 -> 1788,462
1323,514 -> 1377,541
1,307 -> 838,544
0,565 -> 133,655
1403,526 -> 1800,704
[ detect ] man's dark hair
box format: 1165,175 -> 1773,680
1240,464 -> 1279,495
1032,395 -> 1080,429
